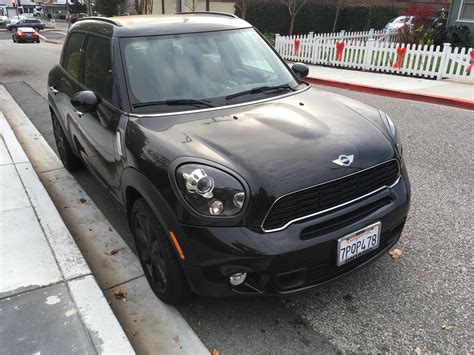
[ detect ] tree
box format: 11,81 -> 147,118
332,0 -> 344,32
185,0 -> 201,11
95,0 -> 122,16
134,0 -> 145,14
235,0 -> 249,20
69,1 -> 87,14
285,0 -> 306,36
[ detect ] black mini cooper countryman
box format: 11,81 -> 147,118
48,13 -> 410,304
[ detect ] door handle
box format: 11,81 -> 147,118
49,86 -> 58,95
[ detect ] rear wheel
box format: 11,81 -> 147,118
131,198 -> 192,305
11,26 -> 17,33
51,112 -> 83,171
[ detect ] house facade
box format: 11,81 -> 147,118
447,0 -> 474,32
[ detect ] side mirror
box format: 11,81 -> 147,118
71,90 -> 100,113
291,63 -> 309,80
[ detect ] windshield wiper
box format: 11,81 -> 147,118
225,84 -> 296,100
132,99 -> 215,109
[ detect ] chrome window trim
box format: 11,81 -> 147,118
121,84 -> 311,118
261,159 -> 401,233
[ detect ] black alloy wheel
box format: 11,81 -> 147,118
51,112 -> 83,171
131,198 -> 192,304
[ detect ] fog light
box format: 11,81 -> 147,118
209,200 -> 224,215
229,272 -> 247,286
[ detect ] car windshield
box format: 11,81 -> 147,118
121,28 -> 301,113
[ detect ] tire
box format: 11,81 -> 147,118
51,112 -> 84,171
33,26 -> 39,32
131,198 -> 192,305
11,26 -> 17,33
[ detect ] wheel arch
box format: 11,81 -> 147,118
122,168 -> 179,235
122,167 -> 193,264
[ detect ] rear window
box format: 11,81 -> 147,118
62,32 -> 86,81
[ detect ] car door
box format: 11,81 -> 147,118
74,33 -> 122,199
50,31 -> 86,137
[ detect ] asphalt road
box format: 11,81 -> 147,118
1,38 -> 472,354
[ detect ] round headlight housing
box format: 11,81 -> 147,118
176,164 -> 246,217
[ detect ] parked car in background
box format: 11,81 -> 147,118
70,13 -> 88,24
9,15 -> 26,25
48,14 -> 410,305
0,15 -> 10,26
12,27 -> 40,43
33,6 -> 43,17
384,16 -> 415,31
7,18 -> 45,32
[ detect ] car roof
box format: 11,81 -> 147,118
18,27 -> 35,31
73,13 -> 252,37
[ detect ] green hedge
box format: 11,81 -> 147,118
241,3 -> 399,36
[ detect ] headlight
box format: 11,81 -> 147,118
176,164 -> 246,217
380,110 -> 403,156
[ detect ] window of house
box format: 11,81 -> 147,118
458,0 -> 474,21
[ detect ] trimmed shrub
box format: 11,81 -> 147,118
294,4 -> 337,34
368,6 -> 399,30
241,3 -> 399,36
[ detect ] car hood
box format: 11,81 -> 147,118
129,86 -> 397,223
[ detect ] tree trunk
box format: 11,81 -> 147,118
332,0 -> 343,33
289,0 -> 296,36
236,0 -> 248,20
289,14 -> 295,36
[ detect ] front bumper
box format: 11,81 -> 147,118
179,174 -> 411,298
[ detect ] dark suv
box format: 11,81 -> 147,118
7,18 -> 44,32
48,14 -> 410,304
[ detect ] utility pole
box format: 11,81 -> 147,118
85,0 -> 92,16
206,0 -> 209,11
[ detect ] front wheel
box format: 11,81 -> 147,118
51,112 -> 83,171
131,198 -> 192,305
33,26 -> 39,32
10,26 -> 17,33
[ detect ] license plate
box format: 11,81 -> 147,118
337,222 -> 381,266
26,33 -> 31,37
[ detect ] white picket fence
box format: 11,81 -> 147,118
275,33 -> 474,81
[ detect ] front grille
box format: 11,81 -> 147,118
263,160 -> 400,231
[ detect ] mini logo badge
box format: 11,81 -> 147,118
332,154 -> 354,167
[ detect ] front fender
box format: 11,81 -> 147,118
120,167 -> 197,265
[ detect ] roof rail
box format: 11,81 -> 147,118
76,16 -> 122,26
176,11 -> 239,19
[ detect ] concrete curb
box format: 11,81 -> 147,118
306,77 -> 474,110
0,111 -> 134,354
0,85 -> 209,354
39,34 -> 59,44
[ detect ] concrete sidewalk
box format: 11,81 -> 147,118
305,65 -> 474,108
0,113 -> 134,354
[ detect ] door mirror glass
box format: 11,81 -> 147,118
71,90 -> 100,113
291,63 -> 309,80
